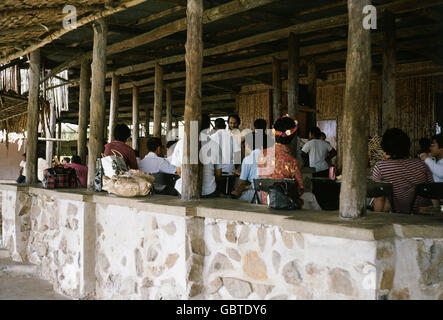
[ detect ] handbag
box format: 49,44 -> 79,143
251,178 -> 301,210
101,149 -> 128,178
267,181 -> 301,210
42,166 -> 79,189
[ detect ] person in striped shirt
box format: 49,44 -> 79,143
371,128 -> 433,214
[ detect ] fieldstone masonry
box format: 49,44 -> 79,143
1,184 -> 442,300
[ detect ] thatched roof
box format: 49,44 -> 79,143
1,0 -> 442,125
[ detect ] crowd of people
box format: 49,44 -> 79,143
17,113 -> 442,214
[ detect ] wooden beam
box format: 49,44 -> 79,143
108,73 -> 120,142
132,86 -> 140,150
153,63 -> 164,137
0,0 -> 149,64
382,10 -> 397,133
42,0 -> 279,81
25,49 -> 40,184
134,5 -> 185,25
87,19 -> 107,190
339,0 -> 372,219
288,33 -> 300,117
78,59 -> 91,165
182,0 -> 203,200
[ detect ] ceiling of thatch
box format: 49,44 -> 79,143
2,0 -> 443,124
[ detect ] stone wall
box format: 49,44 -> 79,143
94,203 -> 187,300
1,185 -> 442,300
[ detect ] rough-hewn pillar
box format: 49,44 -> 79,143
272,57 -> 282,121
25,49 -> 40,184
87,19 -> 107,190
16,65 -> 21,95
182,0 -> 203,201
45,97 -> 56,169
108,73 -> 120,142
166,85 -> 173,133
307,58 -> 317,128
288,33 -> 300,118
145,104 -> 150,137
339,0 -> 372,219
78,59 -> 91,164
57,121 -> 62,158
153,63 -> 163,138
132,86 -> 139,150
382,10 -> 396,133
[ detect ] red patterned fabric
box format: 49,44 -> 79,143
258,143 -> 304,204
42,166 -> 79,189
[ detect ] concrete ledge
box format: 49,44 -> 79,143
1,183 -> 442,241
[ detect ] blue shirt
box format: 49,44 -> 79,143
240,149 -> 261,188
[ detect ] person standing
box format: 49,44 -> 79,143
17,153 -> 26,184
211,118 -> 241,174
302,126 -> 337,177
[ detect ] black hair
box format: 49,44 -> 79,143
63,157 -> 71,163
309,127 -> 322,139
419,138 -> 431,152
166,140 -> 178,149
245,132 -> 268,151
228,114 -> 241,125
214,118 -> 226,130
22,153 -> 26,157
381,128 -> 411,159
273,117 -> 296,145
254,119 -> 267,131
134,150 -> 140,158
320,132 -> 326,139
431,134 -> 443,149
147,137 -> 162,152
201,114 -> 211,131
71,155 -> 81,164
114,124 -> 131,142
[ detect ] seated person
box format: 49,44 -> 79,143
139,137 -> 176,175
302,127 -> 337,177
231,132 -> 265,202
63,155 -> 88,188
421,133 -> 443,182
210,118 -> 241,174
62,157 -> 71,165
104,123 -> 138,169
372,128 -> 433,214
299,177 -> 321,211
170,114 -> 222,198
17,153 -> 26,184
258,116 -> 304,205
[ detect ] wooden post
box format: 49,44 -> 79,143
307,58 -> 317,128
87,19 -> 107,190
132,86 -> 139,150
272,57 -> 282,121
288,33 -> 300,118
182,0 -> 203,200
382,10 -> 396,133
145,104 -> 150,137
166,85 -> 173,133
25,49 -> 40,184
339,0 -> 372,219
78,59 -> 91,164
153,63 -> 163,137
108,73 -> 120,142
45,98 -> 56,169
57,121 -> 62,158
16,65 -> 21,95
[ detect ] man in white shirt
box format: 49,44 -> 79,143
210,118 -> 241,174
170,114 -> 222,197
139,137 -> 176,175
421,133 -> 443,182
302,126 -> 337,177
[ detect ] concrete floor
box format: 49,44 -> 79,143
0,249 -> 70,300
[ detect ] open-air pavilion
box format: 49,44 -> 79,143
0,0 -> 442,300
